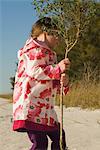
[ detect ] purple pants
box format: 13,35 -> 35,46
27,129 -> 67,150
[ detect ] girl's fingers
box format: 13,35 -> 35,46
64,58 -> 70,65
61,73 -> 66,77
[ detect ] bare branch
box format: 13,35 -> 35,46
65,23 -> 80,58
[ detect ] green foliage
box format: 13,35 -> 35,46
9,76 -> 15,90
32,0 -> 99,82
32,0 -> 96,43
70,3 -> 100,81
33,0 -> 100,80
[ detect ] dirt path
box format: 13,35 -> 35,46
0,98 -> 100,150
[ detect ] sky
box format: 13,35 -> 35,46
0,0 -> 38,94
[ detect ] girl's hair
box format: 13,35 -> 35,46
31,17 -> 57,39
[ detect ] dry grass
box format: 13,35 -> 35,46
56,81 -> 100,109
0,93 -> 13,102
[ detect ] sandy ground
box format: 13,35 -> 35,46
0,98 -> 100,150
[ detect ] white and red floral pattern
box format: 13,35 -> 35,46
13,37 -> 69,127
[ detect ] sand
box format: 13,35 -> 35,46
0,98 -> 100,150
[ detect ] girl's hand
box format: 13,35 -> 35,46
60,73 -> 69,87
58,58 -> 70,73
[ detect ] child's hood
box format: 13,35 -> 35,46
17,37 -> 34,60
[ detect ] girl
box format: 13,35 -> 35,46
12,17 -> 70,150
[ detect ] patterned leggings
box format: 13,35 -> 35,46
27,129 -> 67,150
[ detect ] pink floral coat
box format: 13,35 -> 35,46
13,37 -> 69,131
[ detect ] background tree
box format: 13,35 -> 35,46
9,76 -> 15,90
32,0 -> 97,81
68,2 -> 100,81
9,62 -> 18,91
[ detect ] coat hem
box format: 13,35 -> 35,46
13,120 -> 59,132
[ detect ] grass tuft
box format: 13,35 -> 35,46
0,93 -> 13,102
56,81 -> 100,109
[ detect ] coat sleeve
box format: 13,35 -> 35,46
53,80 -> 69,95
57,83 -> 69,95
63,86 -> 69,95
23,47 -> 62,80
